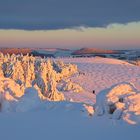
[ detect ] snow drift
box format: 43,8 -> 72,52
96,82 -> 140,124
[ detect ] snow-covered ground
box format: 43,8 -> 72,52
0,102 -> 140,140
59,57 -> 140,102
0,55 -> 140,140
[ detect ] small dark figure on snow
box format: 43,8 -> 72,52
92,90 -> 95,94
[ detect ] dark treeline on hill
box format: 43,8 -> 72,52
0,48 -> 32,55
0,47 -> 134,59
0,47 -> 120,55
72,48 -> 120,55
31,50 -> 55,58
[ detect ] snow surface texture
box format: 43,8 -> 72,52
1,54 -> 140,140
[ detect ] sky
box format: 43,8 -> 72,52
0,0 -> 140,49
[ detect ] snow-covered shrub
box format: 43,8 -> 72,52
52,60 -> 63,73
2,62 -> 13,78
60,64 -> 78,78
53,60 -> 78,80
45,72 -> 65,101
0,79 -> 24,98
0,62 -> 4,77
63,81 -> 83,93
12,60 -> 24,83
96,83 -> 140,124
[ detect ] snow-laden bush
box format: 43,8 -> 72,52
0,62 -> 4,78
0,79 -> 24,98
2,62 -> 13,78
96,83 -> 140,124
62,81 -> 83,93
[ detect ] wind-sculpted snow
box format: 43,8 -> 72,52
96,83 -> 140,124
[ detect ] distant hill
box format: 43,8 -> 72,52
72,48 -> 119,55
0,47 -> 121,57
0,48 -> 71,57
0,48 -> 32,55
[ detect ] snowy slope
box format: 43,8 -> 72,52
56,57 -> 140,103
0,103 -> 140,140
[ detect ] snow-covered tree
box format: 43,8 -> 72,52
0,62 -> 4,78
2,62 -> 13,78
46,72 -> 64,101
12,60 -> 24,84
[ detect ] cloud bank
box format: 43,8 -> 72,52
0,22 -> 140,49
0,0 -> 140,29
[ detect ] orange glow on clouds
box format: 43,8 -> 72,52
0,22 -> 140,49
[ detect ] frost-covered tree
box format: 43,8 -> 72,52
2,62 -> 13,78
12,60 -> 24,84
32,72 -> 46,95
46,72 -> 64,101
0,62 -> 4,78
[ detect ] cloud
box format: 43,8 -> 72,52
0,0 -> 140,30
0,21 -> 140,49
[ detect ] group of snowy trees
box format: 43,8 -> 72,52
0,53 -> 78,101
